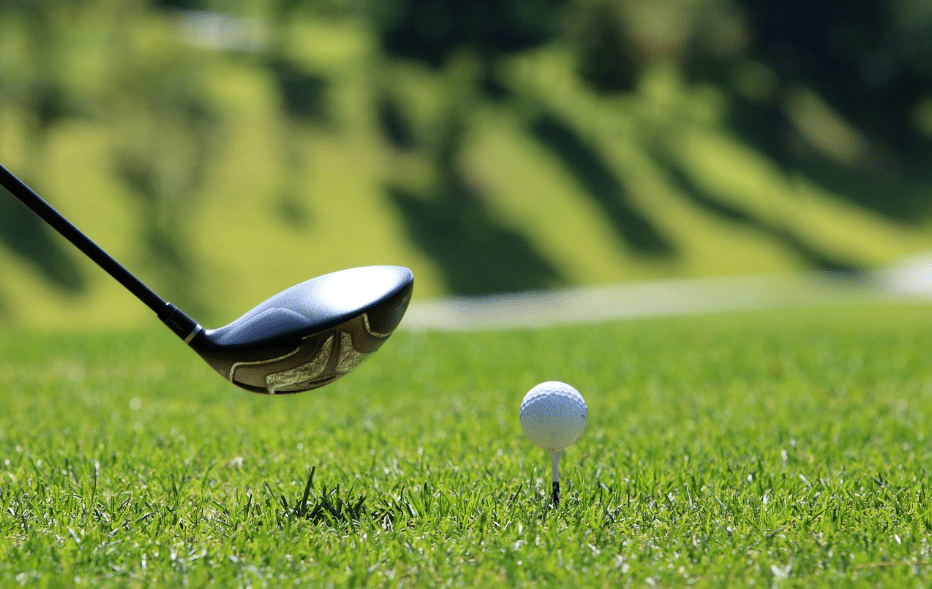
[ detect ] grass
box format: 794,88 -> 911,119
2,302 -> 932,587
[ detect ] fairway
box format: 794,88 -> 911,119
2,302 -> 932,587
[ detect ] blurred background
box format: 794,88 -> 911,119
1,0 -> 931,328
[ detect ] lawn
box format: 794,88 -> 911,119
2,302 -> 932,587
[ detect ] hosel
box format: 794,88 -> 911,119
159,303 -> 203,344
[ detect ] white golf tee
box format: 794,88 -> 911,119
548,449 -> 563,505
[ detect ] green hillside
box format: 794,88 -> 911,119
1,5 -> 931,328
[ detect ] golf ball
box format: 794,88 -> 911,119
520,381 -> 587,452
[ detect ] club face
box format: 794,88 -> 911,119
187,265 -> 413,394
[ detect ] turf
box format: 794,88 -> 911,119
2,302 -> 932,587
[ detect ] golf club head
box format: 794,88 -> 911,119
184,265 -> 413,394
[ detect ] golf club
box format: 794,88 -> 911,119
0,162 -> 413,394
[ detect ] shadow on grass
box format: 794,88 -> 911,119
265,58 -> 332,231
271,468 -> 371,528
0,183 -> 86,293
387,168 -> 564,295
726,96 -> 932,224
275,471 -> 567,531
113,158 -> 206,314
376,92 -> 419,152
649,147 -> 863,275
529,111 -> 676,257
266,58 -> 331,125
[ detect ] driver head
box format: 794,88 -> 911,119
187,265 -> 413,394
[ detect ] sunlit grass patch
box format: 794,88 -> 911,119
2,303 -> 932,585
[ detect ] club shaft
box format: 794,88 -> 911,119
0,163 -> 171,317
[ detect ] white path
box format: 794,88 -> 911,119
403,252 -> 932,331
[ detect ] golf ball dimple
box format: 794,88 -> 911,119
520,381 -> 587,452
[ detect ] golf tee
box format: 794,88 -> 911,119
548,450 -> 563,505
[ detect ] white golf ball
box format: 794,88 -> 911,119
520,381 -> 587,452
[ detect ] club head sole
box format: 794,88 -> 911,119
187,266 -> 413,394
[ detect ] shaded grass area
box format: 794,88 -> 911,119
0,184 -> 86,292
2,303 -> 932,586
388,171 -> 565,295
